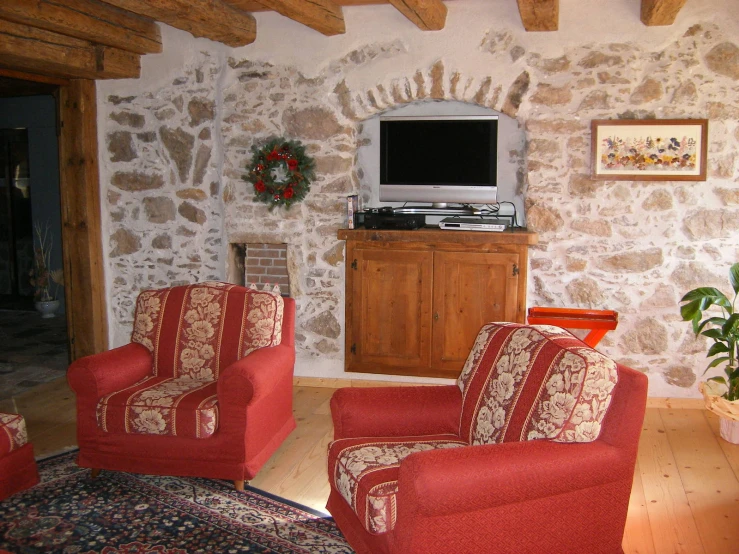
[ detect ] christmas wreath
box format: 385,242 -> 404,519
245,138 -> 315,210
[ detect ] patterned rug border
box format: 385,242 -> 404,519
2,449 -> 352,553
36,448 -> 332,519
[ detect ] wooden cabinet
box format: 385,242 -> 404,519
338,228 -> 538,379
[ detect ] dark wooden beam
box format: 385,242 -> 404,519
0,19 -> 140,80
641,0 -> 687,26
387,0 -> 447,31
0,68 -> 70,87
0,0 -> 161,55
516,0 -> 558,32
231,0 -> 345,35
102,0 -> 257,47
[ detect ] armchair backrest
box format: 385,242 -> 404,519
131,282 -> 284,380
457,322 -> 619,445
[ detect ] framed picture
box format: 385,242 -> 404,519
591,119 -> 708,181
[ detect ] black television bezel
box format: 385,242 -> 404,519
379,115 -> 499,188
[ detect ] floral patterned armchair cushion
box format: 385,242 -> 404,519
96,282 -> 284,439
131,281 -> 284,380
0,411 -> 39,501
457,322 -> 619,445
0,412 -> 28,456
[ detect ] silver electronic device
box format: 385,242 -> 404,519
438,217 -> 509,232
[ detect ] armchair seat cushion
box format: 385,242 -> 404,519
0,412 -> 28,455
96,376 -> 219,439
329,435 -> 466,535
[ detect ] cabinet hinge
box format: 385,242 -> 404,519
351,343 -> 356,355
351,259 -> 358,270
512,263 -> 519,277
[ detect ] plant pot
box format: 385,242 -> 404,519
35,299 -> 60,319
700,382 -> 739,444
719,417 -> 739,444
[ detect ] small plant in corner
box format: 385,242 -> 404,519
679,262 -> 739,401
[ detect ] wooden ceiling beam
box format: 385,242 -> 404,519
232,0 -> 345,35
0,68 -> 71,87
516,0 -> 558,31
387,0 -> 447,31
641,0 -> 687,26
0,0 -> 161,55
101,0 -> 257,47
0,19 -> 140,80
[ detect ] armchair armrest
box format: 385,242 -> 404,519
67,343 -> 152,399
218,343 -> 295,406
400,438 -> 633,516
330,385 -> 462,439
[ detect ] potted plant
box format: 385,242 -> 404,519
680,262 -> 739,443
28,221 -> 62,318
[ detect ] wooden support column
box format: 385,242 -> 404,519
58,79 -> 108,360
516,0 -> 559,32
641,0 -> 688,26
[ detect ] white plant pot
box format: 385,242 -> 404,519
35,299 -> 60,319
719,417 -> 739,444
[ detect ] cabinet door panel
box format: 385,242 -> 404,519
432,251 -> 519,374
349,249 -> 432,373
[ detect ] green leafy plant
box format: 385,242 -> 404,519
680,262 -> 739,401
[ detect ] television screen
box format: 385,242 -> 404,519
380,117 -> 498,187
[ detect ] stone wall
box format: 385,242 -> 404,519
100,50 -> 225,344
96,3 -> 739,398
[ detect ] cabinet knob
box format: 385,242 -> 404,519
434,312 -> 439,321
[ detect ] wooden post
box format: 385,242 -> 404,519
58,79 -> 108,360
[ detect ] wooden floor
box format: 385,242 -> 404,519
2,377 -> 738,554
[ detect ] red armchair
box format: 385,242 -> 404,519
68,282 -> 296,490
327,322 -> 648,554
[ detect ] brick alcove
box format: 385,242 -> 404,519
227,241 -> 293,297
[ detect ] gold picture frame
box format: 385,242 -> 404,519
591,119 -> 708,181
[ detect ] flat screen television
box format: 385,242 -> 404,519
379,115 -> 498,207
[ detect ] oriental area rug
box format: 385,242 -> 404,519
0,451 -> 353,553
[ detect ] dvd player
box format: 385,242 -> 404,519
439,217 -> 509,232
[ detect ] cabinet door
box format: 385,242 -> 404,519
431,251 -> 519,375
348,249 -> 432,375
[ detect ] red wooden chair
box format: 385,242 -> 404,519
527,307 -> 618,348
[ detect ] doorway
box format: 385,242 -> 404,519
0,129 -> 34,309
0,83 -> 69,399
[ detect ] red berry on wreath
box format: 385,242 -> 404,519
255,181 -> 266,192
283,187 -> 294,199
287,159 -> 298,170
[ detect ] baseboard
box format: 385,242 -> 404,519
646,397 -> 704,409
294,376 -> 706,408
293,376 -> 437,389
